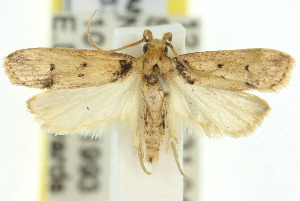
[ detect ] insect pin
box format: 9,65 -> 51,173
4,11 -> 294,177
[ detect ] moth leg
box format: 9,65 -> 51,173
168,124 -> 186,176
137,146 -> 151,175
135,129 -> 151,175
170,141 -> 186,177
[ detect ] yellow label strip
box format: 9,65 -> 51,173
52,0 -> 63,11
168,0 -> 188,15
39,132 -> 49,201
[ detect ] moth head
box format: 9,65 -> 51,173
142,30 -> 172,54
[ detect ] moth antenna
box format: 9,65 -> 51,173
87,10 -> 107,52
88,10 -> 145,53
153,65 -> 169,97
108,39 -> 145,52
171,141 -> 186,177
108,29 -> 151,52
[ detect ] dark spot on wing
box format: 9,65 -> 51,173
81,62 -> 87,67
42,78 -> 54,88
176,59 -> 189,71
245,65 -> 249,72
245,82 -> 255,88
87,107 -> 89,110
50,64 -> 55,71
218,64 -> 223,68
221,76 -> 225,79
144,74 -> 158,85
111,60 -> 133,82
119,60 -> 133,76
176,59 -> 195,85
78,74 -> 84,77
161,121 -> 165,129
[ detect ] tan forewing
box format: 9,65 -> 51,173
174,48 -> 294,91
4,48 -> 135,89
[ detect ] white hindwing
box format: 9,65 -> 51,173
168,77 -> 270,138
27,74 -> 141,138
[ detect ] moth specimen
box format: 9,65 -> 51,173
4,13 -> 294,177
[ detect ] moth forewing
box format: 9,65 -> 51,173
4,48 -> 134,89
175,48 -> 294,91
